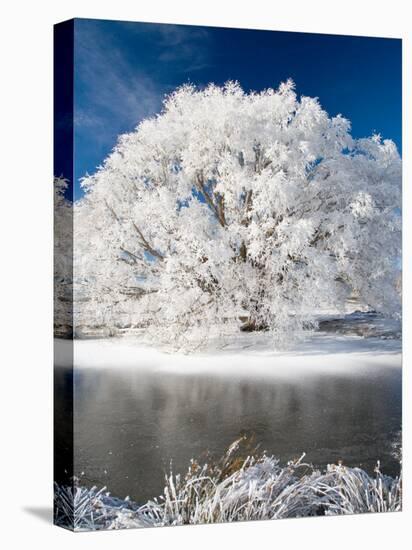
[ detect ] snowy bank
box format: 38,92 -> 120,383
55,323 -> 401,378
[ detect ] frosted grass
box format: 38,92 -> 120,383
54,437 -> 402,531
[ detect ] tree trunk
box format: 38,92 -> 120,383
239,317 -> 269,332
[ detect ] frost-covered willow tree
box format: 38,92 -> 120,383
75,80 -> 401,347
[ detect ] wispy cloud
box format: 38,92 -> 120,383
75,23 -> 161,134
73,19 -> 213,190
75,20 -> 212,133
154,23 -> 212,72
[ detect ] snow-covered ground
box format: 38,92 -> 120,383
55,313 -> 401,377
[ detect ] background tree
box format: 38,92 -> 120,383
75,80 -> 401,348
54,177 -> 74,337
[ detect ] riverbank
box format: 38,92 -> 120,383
55,311 -> 401,374
55,330 -> 401,377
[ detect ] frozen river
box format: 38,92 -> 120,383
54,313 -> 402,504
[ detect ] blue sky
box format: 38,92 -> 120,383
73,18 -> 401,200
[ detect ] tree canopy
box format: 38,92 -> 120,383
72,80 -> 401,349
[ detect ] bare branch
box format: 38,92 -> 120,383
132,222 -> 165,261
195,172 -> 226,227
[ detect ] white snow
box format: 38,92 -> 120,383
55,329 -> 401,380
